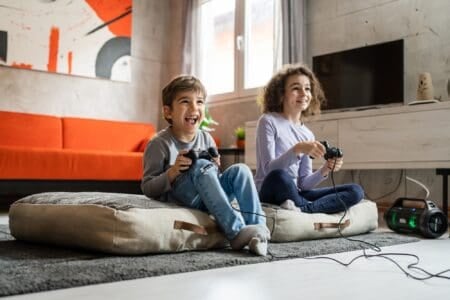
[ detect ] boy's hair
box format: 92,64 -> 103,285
257,64 -> 326,119
162,75 -> 207,124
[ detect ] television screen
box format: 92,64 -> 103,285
312,40 -> 404,111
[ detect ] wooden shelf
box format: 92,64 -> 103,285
245,101 -> 450,170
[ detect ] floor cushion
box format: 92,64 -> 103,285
9,192 -> 228,255
263,199 -> 378,242
9,193 -> 378,255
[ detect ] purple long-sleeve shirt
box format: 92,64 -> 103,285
254,112 -> 326,192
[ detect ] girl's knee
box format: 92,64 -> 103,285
265,169 -> 291,185
349,184 -> 364,205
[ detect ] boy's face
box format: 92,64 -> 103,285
163,90 -> 205,137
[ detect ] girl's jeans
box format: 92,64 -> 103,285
170,159 -> 266,240
259,169 -> 364,214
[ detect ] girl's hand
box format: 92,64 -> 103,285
320,157 -> 344,177
294,141 -> 325,159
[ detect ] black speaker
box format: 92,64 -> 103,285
384,198 -> 448,239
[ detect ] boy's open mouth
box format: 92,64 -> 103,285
185,116 -> 199,125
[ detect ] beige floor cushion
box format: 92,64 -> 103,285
10,193 -> 378,254
264,199 -> 378,242
9,192 -> 228,255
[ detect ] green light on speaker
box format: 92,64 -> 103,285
408,215 -> 418,229
390,212 -> 397,227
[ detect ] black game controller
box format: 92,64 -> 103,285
181,147 -> 219,172
321,141 -> 343,160
309,141 -> 343,160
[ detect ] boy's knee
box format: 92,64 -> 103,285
229,163 -> 252,177
234,163 -> 251,172
191,159 -> 217,176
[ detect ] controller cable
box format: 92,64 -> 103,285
230,157 -> 449,280
302,159 -> 450,281
355,169 -> 404,202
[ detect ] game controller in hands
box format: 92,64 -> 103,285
181,147 -> 219,172
310,141 -> 343,160
321,141 -> 343,160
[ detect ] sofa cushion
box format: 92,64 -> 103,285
136,137 -> 152,152
0,110 -> 62,149
62,117 -> 156,152
9,192 -> 228,254
263,199 -> 378,242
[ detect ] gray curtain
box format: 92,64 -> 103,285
281,0 -> 306,64
181,0 -> 200,75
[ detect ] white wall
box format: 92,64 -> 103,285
0,0 -> 172,125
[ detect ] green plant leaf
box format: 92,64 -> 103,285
234,126 -> 245,139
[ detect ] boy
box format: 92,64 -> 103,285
141,75 -> 270,256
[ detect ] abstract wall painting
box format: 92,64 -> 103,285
0,0 -> 132,82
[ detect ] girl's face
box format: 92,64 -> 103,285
282,74 -> 312,116
163,90 -> 205,141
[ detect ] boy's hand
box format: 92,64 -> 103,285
175,150 -> 193,172
168,151 -> 192,182
211,155 -> 221,167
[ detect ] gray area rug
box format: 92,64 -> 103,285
0,224 -> 418,297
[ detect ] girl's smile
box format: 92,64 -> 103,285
282,74 -> 312,122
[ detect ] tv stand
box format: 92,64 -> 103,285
245,101 -> 450,216
245,101 -> 450,170
307,101 -> 450,170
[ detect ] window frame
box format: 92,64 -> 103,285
198,0 -> 279,104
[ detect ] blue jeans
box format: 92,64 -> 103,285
259,169 -> 364,214
170,159 -> 266,240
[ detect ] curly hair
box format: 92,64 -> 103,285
162,75 -> 207,124
257,64 -> 326,119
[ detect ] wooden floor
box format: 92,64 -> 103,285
1,210 -> 449,300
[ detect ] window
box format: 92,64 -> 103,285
198,0 -> 280,102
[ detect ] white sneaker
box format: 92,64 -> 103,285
280,199 -> 301,212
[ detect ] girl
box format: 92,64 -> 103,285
255,64 -> 364,213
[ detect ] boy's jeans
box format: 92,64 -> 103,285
170,159 -> 265,240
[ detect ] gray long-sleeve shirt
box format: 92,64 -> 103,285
140,126 -> 216,202
254,112 -> 326,192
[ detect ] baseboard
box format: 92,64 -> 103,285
0,180 -> 142,198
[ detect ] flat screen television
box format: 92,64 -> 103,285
312,40 -> 404,111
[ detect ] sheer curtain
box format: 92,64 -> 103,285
181,0 -> 302,77
181,0 -> 201,75
281,0 -> 306,64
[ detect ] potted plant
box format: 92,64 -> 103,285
199,107 -> 218,132
200,107 -> 221,147
234,126 -> 245,149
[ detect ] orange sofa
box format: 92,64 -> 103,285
0,110 -> 156,197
